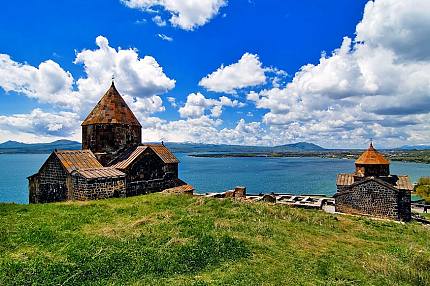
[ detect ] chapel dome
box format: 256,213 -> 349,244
81,82 -> 141,127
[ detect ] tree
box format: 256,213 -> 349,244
415,177 -> 430,203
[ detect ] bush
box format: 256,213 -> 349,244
415,177 -> 430,203
418,177 -> 430,186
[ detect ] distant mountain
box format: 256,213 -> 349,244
0,140 -> 27,148
163,142 -> 272,154
0,140 -> 325,154
0,140 -> 81,154
273,142 -> 325,152
398,145 -> 430,151
164,141 -> 325,153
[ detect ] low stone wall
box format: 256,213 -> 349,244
162,184 -> 194,195
72,176 -> 126,201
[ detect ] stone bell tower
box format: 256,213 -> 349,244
81,82 -> 142,165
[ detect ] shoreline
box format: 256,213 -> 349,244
188,151 -> 430,164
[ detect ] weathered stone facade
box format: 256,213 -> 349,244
355,163 -> 390,177
29,154 -> 70,203
126,178 -> 186,197
335,143 -> 413,221
28,82 -> 189,204
121,148 -> 177,181
335,178 -> 411,221
111,145 -> 183,196
72,174 -> 126,201
82,124 -> 141,165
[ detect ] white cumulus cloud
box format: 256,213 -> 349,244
199,53 -> 267,93
2,0 -> 430,148
356,0 -> 430,62
246,0 -> 430,147
0,109 -> 79,138
75,36 -> 175,109
0,55 -> 77,108
139,116 -> 271,146
121,0 -> 227,30
0,36 -> 176,142
178,92 -> 242,119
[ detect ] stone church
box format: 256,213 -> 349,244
335,142 -> 413,221
29,82 -> 189,203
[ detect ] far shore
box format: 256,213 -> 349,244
189,150 -> 430,164
0,149 -> 429,164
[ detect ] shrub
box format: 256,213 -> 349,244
415,177 -> 430,203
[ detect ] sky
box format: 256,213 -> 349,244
0,0 -> 429,148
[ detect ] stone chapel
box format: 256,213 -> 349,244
28,82 -> 190,203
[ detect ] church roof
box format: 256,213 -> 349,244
55,150 -> 103,173
110,144 -> 179,170
81,82 -> 141,127
111,144 -> 179,169
110,146 -> 148,169
355,142 -> 389,165
336,173 -> 354,186
146,144 -> 179,164
336,173 -> 413,191
73,167 -> 125,179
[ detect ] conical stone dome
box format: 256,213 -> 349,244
82,82 -> 141,127
81,82 -> 142,165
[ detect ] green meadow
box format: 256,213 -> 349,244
1,193 -> 430,285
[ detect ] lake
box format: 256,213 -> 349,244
0,153 -> 428,204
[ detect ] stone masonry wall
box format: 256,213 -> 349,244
72,175 -> 126,201
29,155 -> 69,203
126,149 -> 178,182
336,185 -> 350,193
82,124 -> 141,165
335,180 -> 411,221
123,148 -> 180,196
126,177 -> 184,197
355,164 -> 390,177
28,175 -> 39,204
397,189 -> 411,221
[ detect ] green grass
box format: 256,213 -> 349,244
1,194 -> 430,285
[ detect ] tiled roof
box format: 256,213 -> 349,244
348,176 -> 396,192
81,82 -> 141,127
74,167 -> 125,179
55,150 -> 102,173
396,175 -> 414,191
337,175 -> 413,192
355,143 -> 389,165
110,144 -> 179,170
110,146 -> 148,169
146,144 -> 179,164
336,173 -> 354,186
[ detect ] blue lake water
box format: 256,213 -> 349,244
0,153 -> 429,204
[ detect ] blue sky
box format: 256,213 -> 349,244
0,0 -> 429,148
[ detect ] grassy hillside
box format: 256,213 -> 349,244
1,194 -> 430,286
